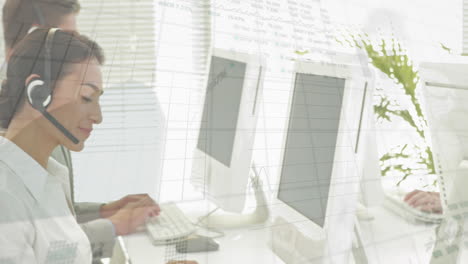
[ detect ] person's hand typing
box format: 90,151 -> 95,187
100,194 -> 160,218
404,190 -> 442,214
105,194 -> 160,235
166,261 -> 198,264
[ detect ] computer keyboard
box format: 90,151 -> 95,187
146,202 -> 197,245
383,192 -> 444,224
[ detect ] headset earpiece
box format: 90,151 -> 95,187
26,76 -> 52,111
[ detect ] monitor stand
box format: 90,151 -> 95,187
268,216 -> 368,263
352,220 -> 369,264
198,169 -> 269,229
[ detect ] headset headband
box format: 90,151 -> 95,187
31,0 -> 46,26
5,28 -> 57,126
44,28 -> 59,96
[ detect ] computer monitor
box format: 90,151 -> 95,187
269,60 -> 374,263
420,61 -> 468,209
191,49 -> 264,213
419,60 -> 468,263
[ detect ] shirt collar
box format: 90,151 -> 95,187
0,137 -> 63,202
47,156 -> 70,185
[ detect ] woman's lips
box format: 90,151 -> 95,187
79,128 -> 92,137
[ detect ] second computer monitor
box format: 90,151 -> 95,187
270,60 -> 372,263
278,73 -> 345,228
191,49 -> 264,213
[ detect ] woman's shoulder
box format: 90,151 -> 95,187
0,165 -> 30,223
0,160 -> 19,188
0,161 -> 35,216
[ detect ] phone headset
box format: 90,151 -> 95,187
5,1 -> 79,144
25,28 -> 79,144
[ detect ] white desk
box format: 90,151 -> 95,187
359,206 -> 437,264
123,200 -> 283,264
124,227 -> 283,264
123,202 -> 437,264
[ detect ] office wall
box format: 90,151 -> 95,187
324,0 -> 462,60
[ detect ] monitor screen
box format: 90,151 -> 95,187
197,56 -> 246,167
424,83 -> 468,179
278,73 -> 345,227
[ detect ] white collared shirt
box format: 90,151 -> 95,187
0,137 -> 92,263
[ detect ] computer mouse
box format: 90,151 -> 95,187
176,236 -> 219,253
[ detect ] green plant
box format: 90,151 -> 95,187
343,34 -> 435,185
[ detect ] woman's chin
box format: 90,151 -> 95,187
65,141 -> 85,152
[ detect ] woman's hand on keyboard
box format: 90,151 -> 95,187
404,190 -> 442,214
108,195 -> 161,235
166,261 -> 198,264
100,193 -> 160,218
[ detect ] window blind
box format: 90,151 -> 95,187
463,0 -> 468,55
72,0 -> 166,202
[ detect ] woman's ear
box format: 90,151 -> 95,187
24,74 -> 41,86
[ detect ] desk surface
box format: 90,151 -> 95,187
124,227 -> 283,264
359,206 -> 437,264
124,200 -> 284,264
123,202 -> 437,264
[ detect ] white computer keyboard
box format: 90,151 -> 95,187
146,202 -> 197,245
383,192 -> 444,224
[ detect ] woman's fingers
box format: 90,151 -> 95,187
404,190 -> 443,214
404,189 -> 423,202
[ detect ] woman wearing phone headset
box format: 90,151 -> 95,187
0,28 -> 104,263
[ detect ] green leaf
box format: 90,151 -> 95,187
336,33 -> 436,187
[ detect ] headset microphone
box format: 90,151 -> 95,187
42,109 -> 79,144
26,28 -> 80,144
